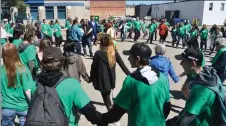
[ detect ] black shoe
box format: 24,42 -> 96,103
90,54 -> 93,57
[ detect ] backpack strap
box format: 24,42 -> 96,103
54,75 -> 68,88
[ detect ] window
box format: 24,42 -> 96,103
209,3 -> 213,11
45,7 -> 54,19
30,7 -> 38,20
158,7 -> 159,11
57,6 -> 66,19
221,3 -> 225,11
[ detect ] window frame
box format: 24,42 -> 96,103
209,3 -> 213,11
57,6 -> 66,19
221,3 -> 225,11
45,6 -> 54,19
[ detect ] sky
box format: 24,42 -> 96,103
126,1 -> 170,5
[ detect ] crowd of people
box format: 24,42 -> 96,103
1,14 -> 226,126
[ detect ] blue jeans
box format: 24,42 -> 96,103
2,109 -> 27,126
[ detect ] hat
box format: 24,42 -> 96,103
175,47 -> 203,62
215,38 -> 226,47
123,43 -> 152,60
43,47 -> 64,61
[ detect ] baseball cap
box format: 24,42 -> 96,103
123,43 -> 152,60
175,47 -> 203,62
43,47 -> 64,61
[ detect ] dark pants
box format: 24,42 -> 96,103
66,30 -> 69,41
146,32 -> 154,44
92,33 -> 97,44
70,40 -> 82,55
134,29 -> 140,42
200,38 -> 207,51
160,34 -> 167,44
127,29 -> 132,39
153,31 -> 157,41
142,30 -> 148,38
210,41 -> 216,55
82,38 -> 93,56
171,33 -> 177,47
101,91 -> 112,111
121,30 -> 126,42
176,35 -> 186,48
55,35 -> 63,47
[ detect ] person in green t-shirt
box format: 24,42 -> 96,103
199,24 -> 209,51
176,22 -> 186,48
184,20 -> 192,41
7,23 -> 15,36
65,18 -> 72,41
3,19 -> 10,31
141,20 -> 148,38
53,20 -> 63,47
146,18 -> 156,44
103,43 -> 171,126
18,29 -> 39,80
41,19 -> 52,42
170,47 -> 221,126
153,19 -> 159,41
38,47 -> 105,126
126,20 -> 133,39
189,25 -> 199,40
1,43 -> 35,126
133,18 -> 141,42
12,28 -> 24,48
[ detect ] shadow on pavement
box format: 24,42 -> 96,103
91,101 -> 105,106
170,90 -> 186,101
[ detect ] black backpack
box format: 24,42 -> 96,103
25,76 -> 69,126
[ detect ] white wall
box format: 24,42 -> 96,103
126,7 -> 135,16
202,1 -> 226,25
151,1 -> 204,24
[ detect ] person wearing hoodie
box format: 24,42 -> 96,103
212,38 -> 226,83
102,43 -> 171,126
168,47 -> 221,126
62,42 -> 89,83
150,44 -> 179,87
90,34 -> 130,111
38,47 -> 106,126
18,27 -> 39,79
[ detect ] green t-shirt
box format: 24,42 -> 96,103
190,30 -> 198,39
165,22 -> 170,27
182,85 -> 218,126
178,26 -> 186,36
200,29 -> 209,39
185,24 -> 192,32
19,44 -> 39,70
56,78 -> 90,126
153,23 -> 158,30
141,23 -> 147,31
1,65 -> 35,111
12,38 -> 23,48
65,20 -> 71,30
114,73 -> 169,126
127,22 -> 132,30
41,23 -> 48,35
4,23 -> 10,31
148,23 -> 156,33
1,38 -> 7,45
7,27 -> 14,35
133,20 -> 141,30
53,23 -> 62,37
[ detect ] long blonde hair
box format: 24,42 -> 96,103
100,34 -> 116,68
2,43 -> 24,88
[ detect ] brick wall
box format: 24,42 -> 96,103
90,1 -> 126,19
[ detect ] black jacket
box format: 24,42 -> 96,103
90,50 -> 130,92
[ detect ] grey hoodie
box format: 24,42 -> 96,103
62,54 -> 89,83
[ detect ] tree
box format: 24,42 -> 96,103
2,0 -> 26,12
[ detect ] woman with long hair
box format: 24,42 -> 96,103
90,34 -> 130,111
199,24 -> 209,51
37,38 -> 52,62
1,43 -> 35,126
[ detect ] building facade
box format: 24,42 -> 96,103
151,1 -> 226,25
90,1 -> 126,19
135,5 -> 151,20
25,0 -> 90,24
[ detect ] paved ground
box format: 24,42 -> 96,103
1,30 -> 222,126
78,31 -> 220,126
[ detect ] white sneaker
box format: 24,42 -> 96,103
108,122 -> 120,126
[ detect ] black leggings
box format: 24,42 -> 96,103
55,36 -> 63,47
101,91 -> 112,111
200,38 -> 207,51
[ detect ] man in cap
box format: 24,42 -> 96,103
102,43 -> 171,126
37,47 -> 105,126
168,47 -> 221,126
